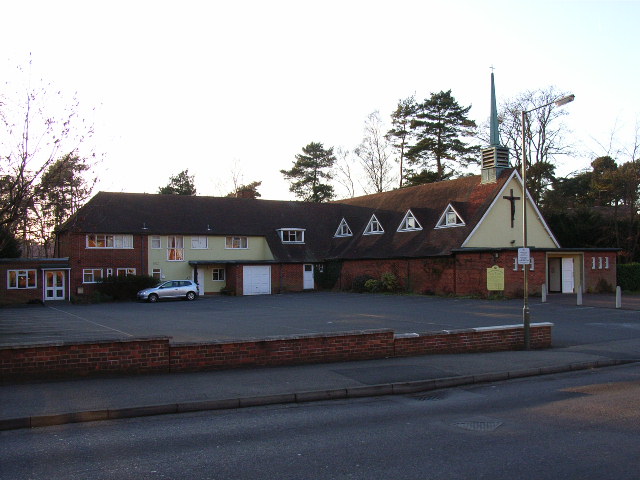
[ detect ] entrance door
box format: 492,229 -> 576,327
561,258 -> 574,293
548,258 -> 562,293
303,264 -> 314,290
45,271 -> 65,300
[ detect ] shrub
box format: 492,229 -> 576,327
594,278 -> 614,294
364,279 -> 382,293
380,272 -> 400,292
617,263 -> 640,292
96,274 -> 158,301
352,274 -> 374,293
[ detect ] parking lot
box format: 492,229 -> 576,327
1,292 -> 639,348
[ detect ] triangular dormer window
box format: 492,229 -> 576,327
435,204 -> 465,228
334,218 -> 353,237
364,214 -> 384,235
397,210 -> 422,232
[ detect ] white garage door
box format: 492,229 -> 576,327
243,266 -> 271,295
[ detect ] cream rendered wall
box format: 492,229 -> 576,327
463,176 -> 558,249
147,235 -> 274,291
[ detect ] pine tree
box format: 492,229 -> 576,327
407,90 -> 478,183
387,96 -> 418,187
158,169 -> 197,195
280,142 -> 335,202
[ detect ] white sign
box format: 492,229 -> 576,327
518,247 -> 531,265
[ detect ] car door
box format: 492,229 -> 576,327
159,281 -> 179,299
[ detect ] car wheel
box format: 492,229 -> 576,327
148,293 -> 159,303
186,291 -> 196,301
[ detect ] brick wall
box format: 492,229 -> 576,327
0,260 -> 70,305
0,325 -> 552,381
59,232 -> 148,297
583,251 -> 617,292
272,264 -> 305,293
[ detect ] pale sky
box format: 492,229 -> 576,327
2,0 -> 639,200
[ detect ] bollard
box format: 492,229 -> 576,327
577,288 -> 582,306
541,283 -> 547,303
616,286 -> 622,309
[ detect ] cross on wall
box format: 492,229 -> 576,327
502,188 -> 521,228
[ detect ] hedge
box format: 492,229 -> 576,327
617,263 -> 640,292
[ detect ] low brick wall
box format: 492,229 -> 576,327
0,324 -> 552,381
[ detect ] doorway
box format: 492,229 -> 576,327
45,271 -> 65,300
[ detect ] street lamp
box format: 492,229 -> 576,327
521,94 -> 574,349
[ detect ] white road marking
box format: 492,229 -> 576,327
46,306 -> 135,337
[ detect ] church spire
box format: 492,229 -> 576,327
489,71 -> 500,147
481,69 -> 510,184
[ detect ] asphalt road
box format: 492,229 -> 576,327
2,363 -> 638,479
1,292 -> 639,349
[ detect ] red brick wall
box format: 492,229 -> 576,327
339,252 -> 547,298
59,232 -> 148,297
583,251 -> 617,292
0,260 -> 70,305
0,325 -> 552,381
272,264 -> 305,293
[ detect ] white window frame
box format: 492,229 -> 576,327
605,257 -> 610,269
151,236 -> 161,249
116,268 -> 136,276
225,236 -> 248,249
7,269 -> 37,289
106,268 -> 113,278
83,269 -> 103,284
592,257 -> 597,270
86,234 -> 133,249
364,214 -> 384,235
191,236 -> 208,249
398,210 -> 423,232
435,204 -> 465,229
167,235 -> 184,261
278,228 -> 305,244
152,268 -> 162,280
212,268 -> 226,281
334,218 -> 353,237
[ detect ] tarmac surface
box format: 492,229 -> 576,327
1,292 -> 639,431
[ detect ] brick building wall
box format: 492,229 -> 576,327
583,251 -> 617,292
57,232 -> 148,297
0,259 -> 70,305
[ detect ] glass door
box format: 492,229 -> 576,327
45,271 -> 65,300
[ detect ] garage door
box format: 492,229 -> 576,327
243,266 -> 271,295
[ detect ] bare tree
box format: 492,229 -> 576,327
355,111 -> 396,194
0,58 -> 96,254
496,87 -> 574,203
332,147 -> 357,199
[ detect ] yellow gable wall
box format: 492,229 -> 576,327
147,235 -> 274,292
463,176 -> 558,249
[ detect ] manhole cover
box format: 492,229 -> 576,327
452,421 -> 503,432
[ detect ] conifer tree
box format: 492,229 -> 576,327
281,142 -> 335,202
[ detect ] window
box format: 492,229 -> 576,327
212,268 -> 225,281
364,214 -> 384,235
398,210 -> 422,232
83,269 -> 103,283
605,257 -> 610,269
334,219 -> 352,237
167,236 -> 184,261
151,236 -> 161,249
225,236 -> 248,249
592,257 -> 597,270
191,236 -> 208,249
278,228 -> 305,243
7,269 -> 37,289
436,205 -> 465,228
106,268 -> 113,278
86,234 -> 133,249
116,268 -> 136,276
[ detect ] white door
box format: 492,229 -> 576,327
243,266 -> 271,295
45,271 -> 65,300
303,264 -> 314,289
561,258 -> 574,293
192,270 -> 205,295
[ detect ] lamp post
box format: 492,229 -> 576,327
521,94 -> 574,349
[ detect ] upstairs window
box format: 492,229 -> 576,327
334,219 -> 353,237
167,235 -> 184,261
226,236 -> 248,249
278,228 -> 305,244
398,210 -> 422,232
86,234 -> 133,249
151,236 -> 161,249
191,236 -> 208,249
364,214 -> 384,235
435,204 -> 465,229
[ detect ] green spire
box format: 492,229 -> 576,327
489,71 -> 500,147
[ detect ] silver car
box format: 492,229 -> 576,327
137,280 -> 199,302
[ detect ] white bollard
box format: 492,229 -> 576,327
541,283 -> 547,303
616,286 -> 622,309
577,288 -> 583,306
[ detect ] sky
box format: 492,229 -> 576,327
2,0 -> 639,200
